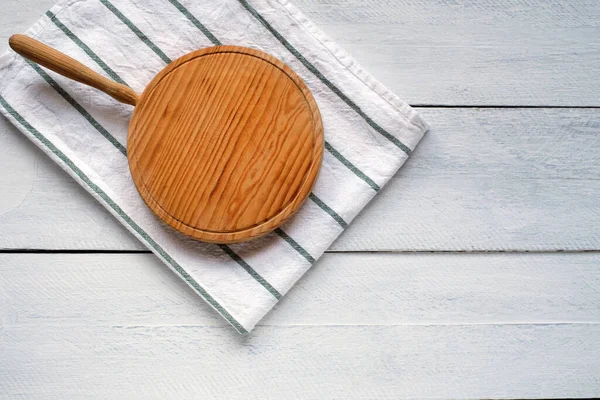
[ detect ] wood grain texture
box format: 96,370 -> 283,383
1,108 -> 597,251
128,46 -> 323,243
8,34 -> 138,106
1,253 -> 599,399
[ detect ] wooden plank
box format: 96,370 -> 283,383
1,253 -> 599,399
290,0 -> 600,106
1,108 -> 598,251
1,324 -> 598,399
333,107 -> 600,251
2,0 -> 599,107
1,252 -> 599,327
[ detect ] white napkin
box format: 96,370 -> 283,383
0,0 -> 428,333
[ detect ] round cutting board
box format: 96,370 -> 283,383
128,46 -> 324,244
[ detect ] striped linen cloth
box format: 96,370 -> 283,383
0,0 -> 428,333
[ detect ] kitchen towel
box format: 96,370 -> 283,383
0,0 -> 428,333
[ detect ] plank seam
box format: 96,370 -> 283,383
2,249 -> 600,254
414,105 -> 600,109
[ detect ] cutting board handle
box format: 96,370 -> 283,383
9,34 -> 139,106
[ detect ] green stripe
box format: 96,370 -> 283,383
166,0 -> 221,46
46,10 -> 128,86
0,94 -> 247,334
219,245 -> 282,299
26,60 -> 127,156
324,142 -> 380,192
309,193 -> 348,229
100,0 -> 172,64
236,0 -> 412,155
275,228 -> 315,264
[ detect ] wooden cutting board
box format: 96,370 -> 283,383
128,46 -> 324,243
9,35 -> 324,244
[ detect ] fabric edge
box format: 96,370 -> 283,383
274,0 -> 429,136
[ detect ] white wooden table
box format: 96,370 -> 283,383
1,1 -> 599,398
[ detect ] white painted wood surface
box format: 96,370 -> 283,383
1,108 -> 599,251
1,0 -> 599,399
293,0 -> 600,106
3,1 -> 600,106
3,253 -> 600,326
2,253 -> 600,399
